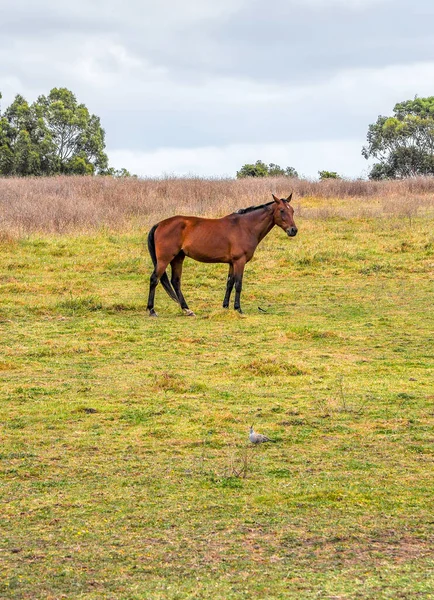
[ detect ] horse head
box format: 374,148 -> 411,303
272,193 -> 298,237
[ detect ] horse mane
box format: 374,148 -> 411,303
235,201 -> 274,215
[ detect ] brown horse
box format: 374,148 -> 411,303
146,193 -> 297,316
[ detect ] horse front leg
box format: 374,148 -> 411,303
233,259 -> 246,313
223,264 -> 235,308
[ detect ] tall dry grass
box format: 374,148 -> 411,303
1,175 -> 434,236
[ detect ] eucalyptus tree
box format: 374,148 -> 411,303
363,97 -> 434,179
0,88 -> 108,175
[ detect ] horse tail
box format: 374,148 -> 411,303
147,224 -> 179,304
147,224 -> 159,267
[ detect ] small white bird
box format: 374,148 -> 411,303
249,425 -> 274,444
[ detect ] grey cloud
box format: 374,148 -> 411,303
2,0 -> 433,88
5,0 -> 432,82
178,0 -> 434,82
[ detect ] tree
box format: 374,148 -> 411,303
284,166 -> 299,178
104,167 -> 135,178
362,96 -> 434,179
236,160 -> 298,178
267,162 -> 285,177
237,160 -> 269,178
319,170 -> 340,180
0,94 -> 43,175
0,88 -> 110,175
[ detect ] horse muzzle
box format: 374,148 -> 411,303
286,227 -> 298,237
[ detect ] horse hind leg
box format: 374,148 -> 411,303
171,252 -> 194,316
147,260 -> 171,317
147,269 -> 159,317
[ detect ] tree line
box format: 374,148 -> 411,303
1,88 -> 434,179
236,162 -> 340,180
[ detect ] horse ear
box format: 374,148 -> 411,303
272,194 -> 280,203
286,193 -> 293,203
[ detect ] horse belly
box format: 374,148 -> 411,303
182,231 -> 230,263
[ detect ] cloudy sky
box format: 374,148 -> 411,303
1,0 -> 434,178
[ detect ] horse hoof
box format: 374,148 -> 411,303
184,309 -> 195,317
149,310 -> 158,317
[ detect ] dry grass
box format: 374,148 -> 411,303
1,175 -> 434,236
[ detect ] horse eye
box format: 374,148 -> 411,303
280,209 -> 284,214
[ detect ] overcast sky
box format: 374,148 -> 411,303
1,0 -> 434,178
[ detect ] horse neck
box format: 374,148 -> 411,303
244,206 -> 275,242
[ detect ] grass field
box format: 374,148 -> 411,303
1,184 -> 434,598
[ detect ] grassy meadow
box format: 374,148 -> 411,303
1,177 -> 434,599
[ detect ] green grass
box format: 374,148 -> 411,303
1,208 -> 434,599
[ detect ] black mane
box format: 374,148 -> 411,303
235,201 -> 274,215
